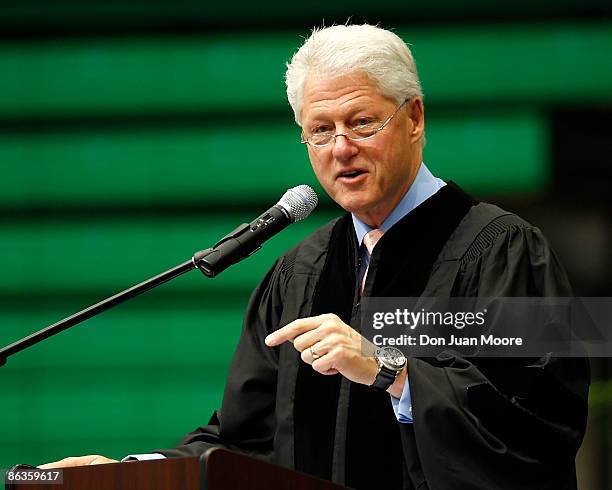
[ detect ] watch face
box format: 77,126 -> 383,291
376,346 -> 406,370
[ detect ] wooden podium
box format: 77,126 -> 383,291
5,448 -> 349,490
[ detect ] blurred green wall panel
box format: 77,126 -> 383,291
425,111 -> 549,192
0,212 -> 339,295
0,125 -> 315,207
0,35 -> 293,118
330,21 -> 612,106
0,365 -> 228,465
1,368 -> 226,439
0,111 -> 547,208
0,301 -> 244,368
409,22 -> 612,105
1,23 -> 611,118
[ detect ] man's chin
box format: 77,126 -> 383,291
335,198 -> 393,228
334,199 -> 368,215
337,201 -> 379,222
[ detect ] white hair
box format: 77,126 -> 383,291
285,24 -> 423,126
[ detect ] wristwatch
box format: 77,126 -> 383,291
371,346 -> 407,391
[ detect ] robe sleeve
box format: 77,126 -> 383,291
405,224 -> 589,490
155,257 -> 287,460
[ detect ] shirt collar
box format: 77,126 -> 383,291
352,162 -> 446,246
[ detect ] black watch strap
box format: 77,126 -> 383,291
371,365 -> 398,391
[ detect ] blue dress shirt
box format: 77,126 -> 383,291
351,162 -> 446,423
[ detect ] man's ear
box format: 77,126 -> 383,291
407,97 -> 425,144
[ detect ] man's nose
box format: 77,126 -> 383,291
332,134 -> 359,161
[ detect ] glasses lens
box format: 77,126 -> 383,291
350,125 -> 378,140
309,133 -> 333,146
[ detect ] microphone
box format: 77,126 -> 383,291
194,185 -> 318,277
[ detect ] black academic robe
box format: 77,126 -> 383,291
158,183 -> 589,490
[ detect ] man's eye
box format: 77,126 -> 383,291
354,118 -> 376,127
312,126 -> 332,134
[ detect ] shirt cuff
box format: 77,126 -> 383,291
390,375 -> 413,423
121,453 -> 166,462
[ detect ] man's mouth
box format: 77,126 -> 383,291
337,169 -> 367,182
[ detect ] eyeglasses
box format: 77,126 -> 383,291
300,99 -> 408,148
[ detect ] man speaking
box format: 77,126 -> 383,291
41,24 -> 589,490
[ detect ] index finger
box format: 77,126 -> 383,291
265,315 -> 325,346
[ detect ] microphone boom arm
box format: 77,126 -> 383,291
0,185 -> 317,367
0,255 -> 201,367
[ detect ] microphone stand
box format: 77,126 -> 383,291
0,184 -> 317,367
0,247 -> 218,367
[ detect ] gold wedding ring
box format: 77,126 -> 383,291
309,345 -> 320,360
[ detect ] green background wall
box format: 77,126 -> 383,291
1,3 -> 611,486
